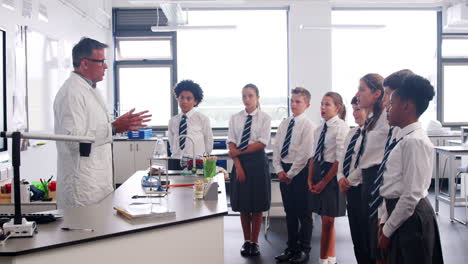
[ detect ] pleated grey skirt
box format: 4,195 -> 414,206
309,160 -> 346,217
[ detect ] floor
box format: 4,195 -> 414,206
224,193 -> 468,264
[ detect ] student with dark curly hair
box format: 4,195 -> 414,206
168,80 -> 213,167
381,69 -> 415,152
378,74 -> 444,264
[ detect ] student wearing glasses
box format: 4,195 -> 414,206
54,37 -> 151,209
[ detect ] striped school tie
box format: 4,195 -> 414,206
384,127 -> 394,153
280,118 -> 295,159
237,115 -> 252,151
368,138 -> 400,219
314,123 -> 328,177
343,128 -> 361,178
354,119 -> 370,169
179,114 -> 187,150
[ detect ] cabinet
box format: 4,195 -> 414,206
113,141 -> 156,186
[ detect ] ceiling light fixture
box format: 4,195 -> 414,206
151,24 -> 236,32
151,2 -> 236,31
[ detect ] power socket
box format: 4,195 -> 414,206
3,218 -> 37,237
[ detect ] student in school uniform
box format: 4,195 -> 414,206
273,87 -> 317,264
337,96 -> 368,264
227,83 -> 271,257
168,80 -> 213,169
381,69 -> 415,150
308,92 -> 349,264
354,73 -> 388,264
378,74 -> 444,264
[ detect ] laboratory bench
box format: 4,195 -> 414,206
0,172 -> 228,264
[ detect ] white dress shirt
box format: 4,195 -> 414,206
311,115 -> 349,163
337,126 -> 364,186
357,111 -> 390,170
273,113 -> 317,179
379,122 -> 433,237
227,108 -> 271,147
168,108 -> 213,158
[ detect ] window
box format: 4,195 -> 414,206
0,29 -> 6,151
332,10 -> 437,126
117,66 -> 173,126
442,64 -> 468,123
117,38 -> 172,60
440,35 -> 468,125
177,9 -> 288,128
26,29 -> 59,132
113,9 -> 288,128
115,33 -> 176,127
442,38 -> 468,58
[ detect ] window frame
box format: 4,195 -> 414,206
0,28 -> 6,151
113,31 -> 178,130
438,17 -> 468,126
116,36 -> 173,61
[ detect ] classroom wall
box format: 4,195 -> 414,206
288,1 -> 332,124
0,0 -> 112,182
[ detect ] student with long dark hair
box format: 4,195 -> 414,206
227,83 -> 271,257
378,74 -> 444,264
308,92 -> 349,264
354,73 -> 388,264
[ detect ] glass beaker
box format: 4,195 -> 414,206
152,136 -> 167,159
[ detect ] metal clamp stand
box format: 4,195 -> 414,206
0,131 -> 94,238
1,132 -> 36,237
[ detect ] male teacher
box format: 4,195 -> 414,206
54,37 -> 151,208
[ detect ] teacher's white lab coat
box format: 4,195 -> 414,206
54,72 -> 113,208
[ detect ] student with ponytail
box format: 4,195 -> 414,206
308,92 -> 349,264
354,73 -> 389,264
227,83 -> 272,257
